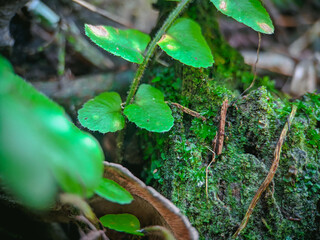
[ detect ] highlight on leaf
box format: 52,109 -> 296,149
85,24 -> 151,64
210,0 -> 274,34
100,213 -> 144,236
157,18 -> 214,68
95,178 -> 133,205
124,84 -> 174,132
78,92 -> 125,133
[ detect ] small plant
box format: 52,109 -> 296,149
78,0 -> 274,134
76,0 -> 275,236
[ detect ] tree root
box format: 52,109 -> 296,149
232,105 -> 297,239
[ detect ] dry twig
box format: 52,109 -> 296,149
206,99 -> 229,199
232,105 -> 297,239
215,100 -> 229,155
169,102 -> 206,121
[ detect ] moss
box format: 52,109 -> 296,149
142,85 -> 319,239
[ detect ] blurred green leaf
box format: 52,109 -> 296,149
100,213 -> 144,236
0,56 -> 104,209
210,0 -> 274,34
157,18 -> 214,68
85,24 -> 150,64
95,178 -> 133,204
124,84 -> 174,132
78,92 -> 125,133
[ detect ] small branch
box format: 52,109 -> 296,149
72,0 -> 131,28
206,99 -> 229,199
168,102 -> 206,121
232,105 -> 297,239
215,100 -> 229,155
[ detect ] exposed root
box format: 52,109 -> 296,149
232,105 -> 297,239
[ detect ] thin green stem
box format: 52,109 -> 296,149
125,0 -> 192,106
117,0 -> 192,164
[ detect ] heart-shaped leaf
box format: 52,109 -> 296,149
100,214 -> 144,236
157,18 -> 214,68
124,84 -> 174,132
0,56 -> 104,209
85,24 -> 151,64
78,92 -> 125,133
95,178 -> 133,205
210,0 -> 274,34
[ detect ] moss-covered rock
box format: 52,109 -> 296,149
142,87 -> 319,239
139,1 -> 320,239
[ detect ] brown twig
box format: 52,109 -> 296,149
232,105 -> 297,239
72,0 -> 132,28
168,102 -> 206,121
206,99 -> 229,199
215,100 -> 229,155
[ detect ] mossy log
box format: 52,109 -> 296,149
141,1 -> 320,239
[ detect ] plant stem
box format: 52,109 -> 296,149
125,0 -> 192,106
60,193 -> 100,229
117,0 -> 192,164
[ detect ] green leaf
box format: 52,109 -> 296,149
85,24 -> 151,64
210,0 -> 274,34
95,178 -> 133,204
124,84 -> 174,132
78,92 -> 125,133
100,214 -> 144,236
157,18 -> 214,68
0,56 -> 104,209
